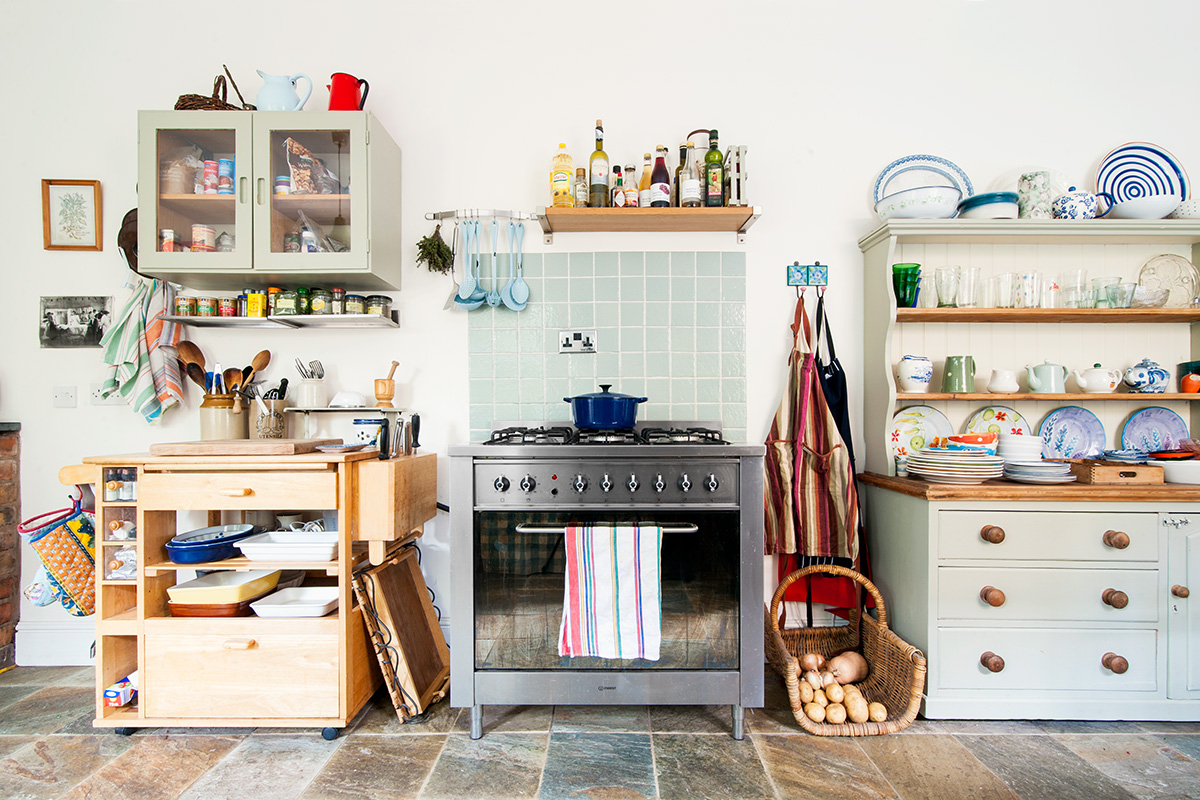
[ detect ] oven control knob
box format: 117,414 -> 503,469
654,474 -> 666,493
706,474 -> 720,492
520,475 -> 536,493
678,473 -> 692,492
601,474 -> 613,493
572,474 -> 588,493
493,476 -> 510,492
627,474 -> 639,492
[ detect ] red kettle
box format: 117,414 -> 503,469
327,73 -> 369,110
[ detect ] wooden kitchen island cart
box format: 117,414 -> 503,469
60,449 -> 436,736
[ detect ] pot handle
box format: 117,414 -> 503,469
1096,191 -> 1115,218
635,397 -> 648,403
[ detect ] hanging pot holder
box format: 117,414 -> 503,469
18,500 -> 96,617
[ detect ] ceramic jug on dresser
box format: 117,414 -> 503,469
896,355 -> 933,392
255,70 -> 313,111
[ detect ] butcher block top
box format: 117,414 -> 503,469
148,438 -> 343,456
862,472 -> 1200,502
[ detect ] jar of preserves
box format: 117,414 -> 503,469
297,288 -> 311,315
273,290 -> 298,316
174,296 -> 195,317
310,288 -> 332,315
267,286 -> 281,315
331,288 -> 345,315
344,294 -> 367,315
217,297 -> 238,317
366,294 -> 392,318
195,297 -> 217,317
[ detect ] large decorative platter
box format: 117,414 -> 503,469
1038,406 -> 1106,459
964,406 -> 1031,437
1136,253 -> 1199,309
1096,141 -> 1189,203
874,154 -> 973,205
891,406 -> 953,460
1121,407 -> 1190,452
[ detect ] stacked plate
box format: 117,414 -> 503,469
907,449 -> 1004,484
1104,449 -> 1147,464
1003,460 -> 1076,484
998,433 -> 1044,464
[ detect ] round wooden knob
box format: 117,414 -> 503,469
1173,585 -> 1190,598
1102,589 -> 1129,609
980,651 -> 1005,673
1102,530 -> 1130,549
1102,652 -> 1129,674
980,525 -> 1006,544
980,586 -> 1007,607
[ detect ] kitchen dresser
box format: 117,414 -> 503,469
58,450 -> 435,735
860,219 -> 1200,720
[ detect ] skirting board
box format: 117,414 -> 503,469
15,621 -> 95,666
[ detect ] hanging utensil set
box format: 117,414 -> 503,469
449,216 -> 529,313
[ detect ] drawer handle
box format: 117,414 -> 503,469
1102,530 -> 1130,549
979,585 -> 1006,607
222,638 -> 256,650
980,525 -> 1005,544
980,651 -> 1005,673
218,488 -> 253,497
1101,588 -> 1129,609
1101,651 -> 1129,674
1173,584 -> 1191,598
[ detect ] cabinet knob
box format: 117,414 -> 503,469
218,488 -> 253,497
1102,530 -> 1130,549
980,525 -> 1006,544
979,586 -> 1007,607
1173,584 -> 1191,598
1101,588 -> 1129,609
222,638 -> 256,650
1101,652 -> 1129,674
980,651 -> 1005,673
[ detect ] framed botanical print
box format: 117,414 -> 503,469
42,179 -> 102,251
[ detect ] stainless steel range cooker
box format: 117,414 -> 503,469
449,421 -> 766,739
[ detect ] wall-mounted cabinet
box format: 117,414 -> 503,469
138,110 -> 402,292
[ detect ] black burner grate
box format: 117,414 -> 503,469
483,426 -> 578,445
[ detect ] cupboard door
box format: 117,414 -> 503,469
1168,520 -> 1200,698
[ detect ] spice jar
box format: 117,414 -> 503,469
344,294 -> 367,315
217,297 -> 238,317
199,394 -> 249,440
195,297 -> 217,317
310,288 -> 332,315
267,286 -> 281,315
274,290 -> 298,316
366,294 -> 392,318
174,296 -> 195,317
297,288 -> 311,315
331,288 -> 345,315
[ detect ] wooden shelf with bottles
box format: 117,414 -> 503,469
898,308 -> 1200,323
536,206 -> 761,242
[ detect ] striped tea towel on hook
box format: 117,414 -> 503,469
559,525 -> 662,661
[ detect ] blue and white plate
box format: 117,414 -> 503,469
1097,142 -> 1189,203
1121,407 -> 1190,452
1039,406 -> 1106,459
874,154 -> 973,205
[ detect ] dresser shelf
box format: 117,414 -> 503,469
898,308 -> 1200,323
896,392 -> 1200,402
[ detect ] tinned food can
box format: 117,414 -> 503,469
191,225 -> 216,252
195,297 -> 218,317
217,297 -> 238,317
283,233 -> 301,253
160,229 -> 177,252
247,291 -> 267,317
203,160 -> 219,194
173,296 -> 195,317
217,158 -> 235,194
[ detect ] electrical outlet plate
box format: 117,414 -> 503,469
90,382 -> 124,406
558,330 -> 597,354
52,386 -> 77,408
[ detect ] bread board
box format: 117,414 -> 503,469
149,438 -> 342,456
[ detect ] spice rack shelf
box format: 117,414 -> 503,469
898,308 -> 1200,323
163,312 -> 399,329
896,392 -> 1200,401
536,206 -> 761,243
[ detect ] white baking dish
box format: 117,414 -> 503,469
234,531 -> 338,561
250,587 -> 339,617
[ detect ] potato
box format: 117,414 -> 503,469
841,683 -> 862,699
825,683 -> 845,704
804,702 -> 826,723
820,670 -> 838,689
868,702 -> 888,722
804,670 -> 823,691
799,652 -> 825,672
828,652 -> 869,684
844,693 -> 869,723
813,687 -> 829,707
825,703 -> 847,724
798,681 -> 814,704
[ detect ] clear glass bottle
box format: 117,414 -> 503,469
574,167 -> 589,207
623,164 -> 639,207
589,119 -> 610,208
611,166 -> 626,207
551,143 -> 574,207
650,146 -> 671,207
704,128 -> 725,207
672,143 -> 687,207
679,143 -> 702,208
638,153 -> 652,208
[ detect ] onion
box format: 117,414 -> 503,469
799,652 -> 825,672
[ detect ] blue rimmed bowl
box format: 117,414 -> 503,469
875,186 -> 962,221
957,192 -> 1019,219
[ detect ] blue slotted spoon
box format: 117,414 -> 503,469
509,221 -> 529,309
456,218 -> 477,301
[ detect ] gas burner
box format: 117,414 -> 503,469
483,426 -> 577,445
641,427 -> 730,445
576,429 -> 640,445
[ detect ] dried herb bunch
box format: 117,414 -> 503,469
415,224 -> 454,275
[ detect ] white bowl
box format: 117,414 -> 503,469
959,200 -> 1018,219
875,186 -> 963,221
1167,199 -> 1200,219
1108,194 -> 1181,220
1159,459 -> 1200,484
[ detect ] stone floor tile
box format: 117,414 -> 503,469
894,718 -> 949,735
48,668 -> 95,688
755,733 -> 899,799
176,735 -> 339,800
1136,721 -> 1200,735
934,720 -> 1047,735
0,736 -> 36,759
0,687 -> 43,713
1155,734 -> 1200,762
61,735 -> 242,800
0,734 -> 135,800
52,712 -> 113,736
0,668 -> 90,688
958,733 -> 1137,800
451,705 -> 554,735
0,688 -> 95,735
649,705 -> 731,734
1055,734 -> 1200,800
420,733 -> 547,800
552,705 -> 650,734
653,733 -> 773,800
353,693 -> 462,734
299,734 -> 445,800
540,732 -> 655,800
856,734 -> 1019,800
1033,720 -> 1135,735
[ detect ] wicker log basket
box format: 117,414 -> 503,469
765,564 -> 927,736
174,65 -> 255,111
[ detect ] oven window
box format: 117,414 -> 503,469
474,511 -> 739,670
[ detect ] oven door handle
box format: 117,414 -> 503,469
513,523 -> 699,534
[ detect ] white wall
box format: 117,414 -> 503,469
3,0 -> 1197,663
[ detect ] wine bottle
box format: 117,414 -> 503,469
704,128 -> 725,207
611,166 -> 626,207
679,142 -> 702,208
589,120 -> 610,208
650,146 -> 671,207
551,143 -> 573,207
672,143 -> 687,207
637,153 -> 652,208
574,167 -> 589,207
623,163 -> 640,207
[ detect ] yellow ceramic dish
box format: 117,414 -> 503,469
166,569 -> 281,604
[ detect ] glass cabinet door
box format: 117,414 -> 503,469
137,111 -> 254,271
251,112 -> 368,272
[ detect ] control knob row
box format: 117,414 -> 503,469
495,472 -> 721,494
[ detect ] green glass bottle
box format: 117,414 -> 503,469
704,129 -> 725,207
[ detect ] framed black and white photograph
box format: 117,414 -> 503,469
40,296 -> 112,348
42,179 -> 102,251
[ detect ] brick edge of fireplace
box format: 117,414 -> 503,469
0,427 -> 19,670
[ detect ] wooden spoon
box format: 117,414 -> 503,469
176,340 -> 205,369
242,349 -> 272,389
224,367 -> 242,393
183,361 -> 208,391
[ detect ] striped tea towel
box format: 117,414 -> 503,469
100,280 -> 162,423
144,279 -> 183,412
559,525 -> 662,661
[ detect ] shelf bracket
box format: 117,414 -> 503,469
536,207 -> 553,244
737,206 -> 762,244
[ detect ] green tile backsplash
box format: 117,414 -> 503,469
467,251 -> 747,443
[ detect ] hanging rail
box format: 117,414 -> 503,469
424,208 -> 539,222
514,523 -> 699,535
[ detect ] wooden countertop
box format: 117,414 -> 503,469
80,450 -> 383,466
861,471 -> 1200,501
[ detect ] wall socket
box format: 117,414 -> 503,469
558,330 -> 597,354
51,386 -> 77,408
90,382 -> 125,406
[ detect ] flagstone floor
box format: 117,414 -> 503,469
0,664 -> 1197,799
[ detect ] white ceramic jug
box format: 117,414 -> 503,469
986,369 -> 1019,393
255,70 -> 313,111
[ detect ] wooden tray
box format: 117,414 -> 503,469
1054,459 -> 1164,485
149,438 -> 341,456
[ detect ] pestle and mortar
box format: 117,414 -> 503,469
375,361 -> 399,408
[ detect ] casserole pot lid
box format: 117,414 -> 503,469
564,384 -> 648,403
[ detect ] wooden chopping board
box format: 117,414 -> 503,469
149,438 -> 343,456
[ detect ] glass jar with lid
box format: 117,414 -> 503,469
344,294 -> 367,314
366,295 -> 392,318
331,288 -> 345,315
297,288 -> 311,315
310,288 -> 332,315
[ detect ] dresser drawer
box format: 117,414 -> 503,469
938,511 -> 1158,562
938,566 -> 1159,622
936,627 -> 1157,692
139,470 -> 338,511
143,632 -> 339,718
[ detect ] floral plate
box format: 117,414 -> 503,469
964,406 -> 1031,436
1121,407 -> 1190,452
1038,406 -> 1106,459
891,405 -> 953,460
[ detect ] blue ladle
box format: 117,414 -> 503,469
500,221 -> 519,310
486,218 -> 501,307
454,219 -> 485,311
456,218 -> 477,301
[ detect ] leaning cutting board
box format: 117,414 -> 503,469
149,438 -> 342,456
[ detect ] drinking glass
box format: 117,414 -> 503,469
1091,276 -> 1120,309
958,266 -> 981,308
935,266 -> 960,307
918,275 -> 938,308
1041,274 -> 1061,308
994,272 -> 1018,308
1016,271 -> 1042,308
1105,282 -> 1137,309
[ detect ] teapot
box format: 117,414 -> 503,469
255,70 -> 313,111
1052,186 -> 1115,220
1026,360 -> 1067,393
1123,358 -> 1170,393
1072,363 -> 1123,393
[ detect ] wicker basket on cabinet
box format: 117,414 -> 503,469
765,564 -> 926,735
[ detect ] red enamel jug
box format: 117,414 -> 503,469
327,73 -> 369,110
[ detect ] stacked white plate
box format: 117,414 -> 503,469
998,433 -> 1044,464
907,449 -> 1005,484
1003,460 -> 1077,484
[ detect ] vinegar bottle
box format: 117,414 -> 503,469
589,119 -> 610,208
623,163 -> 640,207
679,142 -> 702,208
672,143 -> 687,207
704,128 -> 725,207
637,153 -> 652,208
650,146 -> 671,207
574,167 -> 589,207
611,166 -> 626,207
551,143 -> 574,207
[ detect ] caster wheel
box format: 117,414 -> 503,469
321,727 -> 339,741
114,727 -> 136,737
